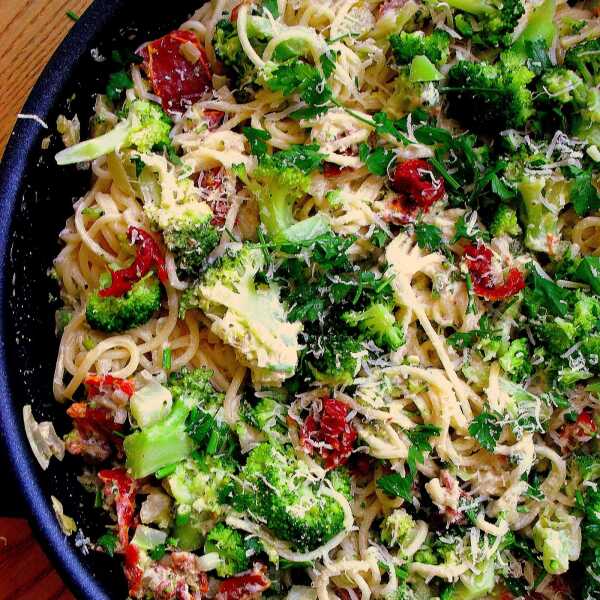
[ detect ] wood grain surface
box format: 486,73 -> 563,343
0,2 -> 93,597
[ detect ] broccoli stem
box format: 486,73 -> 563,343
445,0 -> 494,15
513,0 -> 557,54
124,397 -> 195,478
55,121 -> 131,165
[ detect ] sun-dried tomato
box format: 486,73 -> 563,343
230,0 -> 254,22
124,543 -> 143,597
463,243 -> 525,301
217,564 -> 270,600
100,227 -> 167,298
560,410 -> 597,448
98,468 -> 138,551
323,162 -> 353,178
85,374 -> 136,398
204,109 -> 225,130
140,30 -> 212,115
300,397 -> 357,470
386,159 -> 444,223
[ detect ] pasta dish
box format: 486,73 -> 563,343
29,0 -> 600,597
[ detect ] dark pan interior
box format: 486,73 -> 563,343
0,1 -> 205,597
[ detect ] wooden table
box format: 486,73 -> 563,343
0,2 -> 93,597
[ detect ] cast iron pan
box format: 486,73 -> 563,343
0,1 -> 204,597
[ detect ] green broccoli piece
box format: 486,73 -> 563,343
124,368 -> 223,478
235,442 -> 349,551
56,99 -> 172,165
342,302 -> 404,352
445,56 -> 535,133
532,507 -> 581,574
245,395 -> 288,439
445,0 -> 524,47
537,317 -> 577,354
204,523 -> 249,577
380,509 -> 416,549
389,30 -> 451,65
181,244 -> 302,387
489,205 -> 521,237
387,70 -> 441,114
86,274 -> 161,333
306,332 -> 364,386
499,338 -> 532,382
580,487 -> 600,598
540,68 -> 587,105
446,559 -> 496,600
233,154 -> 327,245
160,205 -> 219,275
573,290 -> 600,334
517,175 -> 566,254
581,335 -> 600,369
575,453 -> 600,482
565,39 -> 600,87
165,456 -> 235,550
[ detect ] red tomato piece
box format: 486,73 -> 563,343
323,162 -> 353,178
217,564 -> 270,600
140,30 -> 212,115
204,109 -> 225,130
463,243 -> 525,301
85,374 -> 136,398
300,397 -> 357,470
98,468 -> 138,550
124,543 -> 143,597
387,159 -> 445,223
100,227 -> 167,298
561,409 -> 597,448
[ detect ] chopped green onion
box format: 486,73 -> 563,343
155,463 -> 177,479
66,10 -> 80,21
162,347 -> 172,371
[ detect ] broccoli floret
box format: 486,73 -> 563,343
236,442 -> 348,551
165,456 -> 235,550
124,368 -> 223,478
445,0 -> 524,47
580,487 -> 600,598
342,302 -> 404,352
380,509 -> 416,549
86,274 -> 161,333
565,39 -> 600,87
445,57 -> 535,133
573,291 -> 600,334
447,559 -> 496,600
386,71 -> 441,116
56,99 -> 172,165
489,205 -> 521,237
160,205 -> 219,275
540,68 -> 587,105
575,453 -> 600,482
306,332 -> 364,386
581,335 -> 600,369
204,523 -> 249,577
234,156 -> 327,245
517,175 -> 566,254
538,318 -> 577,354
389,30 -> 451,65
245,395 -> 288,439
532,507 -> 581,574
181,244 -> 302,387
499,338 -> 532,382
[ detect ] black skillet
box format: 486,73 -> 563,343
0,1 -> 205,597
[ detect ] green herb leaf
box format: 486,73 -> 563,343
468,411 -> 502,452
575,256 -> 600,295
527,269 -> 571,317
376,473 -> 413,501
106,70 -> 133,103
98,532 -> 118,557
415,223 -> 444,252
358,143 -> 394,176
262,0 -> 280,17
569,167 -> 600,216
243,127 -> 271,157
